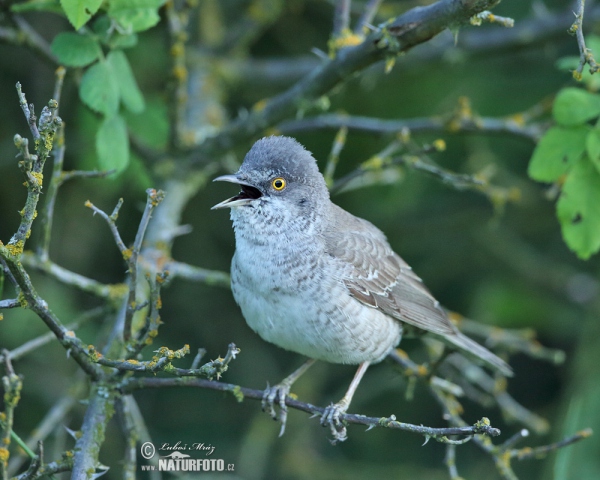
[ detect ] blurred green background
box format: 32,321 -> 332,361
1,1 -> 599,479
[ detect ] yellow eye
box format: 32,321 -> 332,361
271,177 -> 286,191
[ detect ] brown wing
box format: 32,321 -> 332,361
325,204 -> 456,337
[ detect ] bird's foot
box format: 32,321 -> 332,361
262,382 -> 291,437
320,401 -> 349,444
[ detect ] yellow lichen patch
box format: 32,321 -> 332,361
509,113 -> 525,126
126,359 -> 140,365
432,139 -> 446,152
65,331 -> 75,338
17,292 -> 28,308
329,29 -> 364,54
361,155 -> 384,170
252,98 -> 268,112
264,127 -> 281,137
30,171 -> 44,187
494,376 -> 508,394
87,345 -> 103,362
232,385 -> 244,403
394,348 -> 409,359
0,447 -> 10,462
447,311 -> 463,325
384,56 -> 396,74
6,241 -> 24,257
416,364 -> 429,376
0,313 -> 3,321
122,248 -> 133,260
108,283 -> 128,300
84,200 -> 93,208
170,42 -> 184,58
172,65 -> 188,81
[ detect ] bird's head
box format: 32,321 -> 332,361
212,136 -> 329,232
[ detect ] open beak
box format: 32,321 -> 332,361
211,174 -> 263,210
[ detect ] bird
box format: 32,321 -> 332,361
212,135 -> 512,443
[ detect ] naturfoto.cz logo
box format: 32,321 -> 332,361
140,441 -> 235,473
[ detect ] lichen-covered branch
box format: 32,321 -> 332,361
119,374 -> 501,442
186,0 -> 506,166
569,0 -> 599,80
70,384 -> 114,480
1,353 -> 23,480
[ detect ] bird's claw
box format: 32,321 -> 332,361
262,382 -> 290,437
320,402 -> 349,444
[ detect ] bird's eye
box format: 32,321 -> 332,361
271,177 -> 286,191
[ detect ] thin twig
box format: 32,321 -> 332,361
355,0 -> 382,33
0,299 -> 20,309
165,261 -> 231,288
0,307 -> 105,363
569,0 -> 599,79
511,429 -> 593,460
333,0 -> 351,37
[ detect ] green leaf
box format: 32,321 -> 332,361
106,50 -> 145,113
96,114 -> 129,174
557,157 -> 600,259
586,127 -> 600,173
93,15 -> 139,49
528,126 -> 588,182
553,88 -> 600,126
108,0 -> 165,33
80,60 -> 120,115
109,32 -> 138,49
60,0 -> 103,30
51,32 -> 101,67
123,96 -> 168,149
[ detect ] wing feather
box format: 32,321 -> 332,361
325,205 -> 456,336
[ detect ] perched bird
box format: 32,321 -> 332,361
213,136 -> 512,442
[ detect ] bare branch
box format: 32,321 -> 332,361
187,0 -> 506,165
355,0 -> 382,33
511,428 -> 593,460
165,261 -> 231,288
569,0 -> 599,79
278,112 -> 543,142
333,0 -> 351,37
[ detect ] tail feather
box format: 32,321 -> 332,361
442,332 -> 513,377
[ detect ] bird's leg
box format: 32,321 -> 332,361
321,361 -> 370,444
262,358 -> 316,437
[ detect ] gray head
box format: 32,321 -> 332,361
212,137 -> 330,230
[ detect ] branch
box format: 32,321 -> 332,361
1,352 -> 23,480
20,253 -> 126,301
510,428 -> 593,460
278,112 -> 544,142
165,261 -> 231,288
119,375 -> 501,443
71,385 -> 113,480
569,0 -> 599,80
0,299 -> 19,309
187,0 -> 505,165
0,15 -> 57,65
